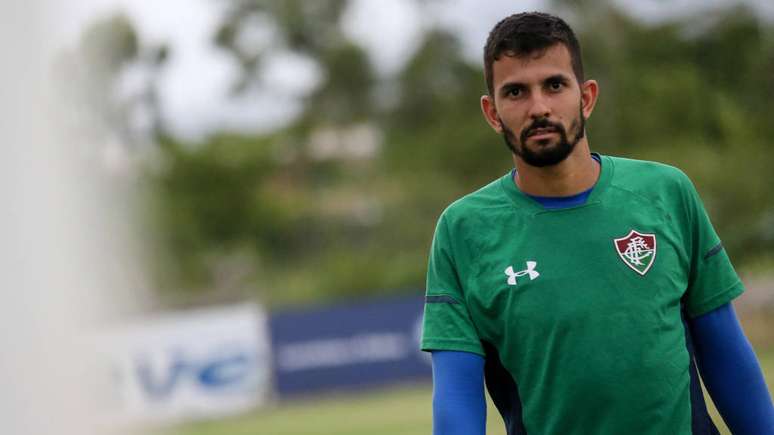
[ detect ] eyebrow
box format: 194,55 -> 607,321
545,74 -> 571,84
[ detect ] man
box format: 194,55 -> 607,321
420,12 -> 774,435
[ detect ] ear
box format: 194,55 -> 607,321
580,79 -> 599,119
480,94 -> 502,133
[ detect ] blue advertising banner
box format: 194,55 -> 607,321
269,294 -> 431,397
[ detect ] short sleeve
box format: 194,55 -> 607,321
680,175 -> 744,318
421,214 -> 484,356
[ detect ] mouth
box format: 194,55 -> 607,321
526,127 -> 558,140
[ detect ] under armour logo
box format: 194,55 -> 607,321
505,262 -> 540,286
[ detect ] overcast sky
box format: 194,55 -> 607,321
47,0 -> 774,141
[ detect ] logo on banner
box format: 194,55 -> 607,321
614,230 -> 657,275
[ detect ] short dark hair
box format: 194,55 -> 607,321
484,12 -> 584,95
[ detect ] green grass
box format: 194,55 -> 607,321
159,384 -> 435,435
161,349 -> 774,435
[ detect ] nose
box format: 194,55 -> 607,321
527,93 -> 551,119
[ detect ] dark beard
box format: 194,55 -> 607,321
500,104 -> 586,167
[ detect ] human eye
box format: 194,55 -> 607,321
506,87 -> 522,98
546,78 -> 565,92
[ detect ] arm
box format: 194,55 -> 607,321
431,350 -> 487,435
689,303 -> 774,434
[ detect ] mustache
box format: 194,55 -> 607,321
523,118 -> 565,137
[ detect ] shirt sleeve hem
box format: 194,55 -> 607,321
421,339 -> 485,357
686,280 -> 745,319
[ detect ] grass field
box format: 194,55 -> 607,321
162,349 -> 774,435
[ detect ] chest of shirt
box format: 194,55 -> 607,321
457,201 -> 691,340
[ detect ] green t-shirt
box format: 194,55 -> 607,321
421,155 -> 744,434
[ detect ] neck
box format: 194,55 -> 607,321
512,140 -> 599,197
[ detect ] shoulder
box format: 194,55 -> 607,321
438,175 -> 512,230
604,155 -> 703,223
606,155 -> 694,196
608,155 -> 690,184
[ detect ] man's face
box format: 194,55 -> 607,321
485,44 -> 587,167
499,103 -> 584,167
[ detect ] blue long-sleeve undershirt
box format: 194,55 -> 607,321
432,350 -> 486,435
431,303 -> 774,435
690,303 -> 774,433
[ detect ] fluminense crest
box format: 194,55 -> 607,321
613,230 -> 657,276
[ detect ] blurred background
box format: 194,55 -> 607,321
11,0 -> 774,434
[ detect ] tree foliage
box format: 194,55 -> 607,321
77,2 -> 774,307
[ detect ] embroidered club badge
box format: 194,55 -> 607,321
613,230 -> 657,276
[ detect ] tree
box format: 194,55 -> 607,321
56,13 -> 168,151
74,1 -> 774,307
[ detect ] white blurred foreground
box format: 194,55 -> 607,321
0,2 -> 150,434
